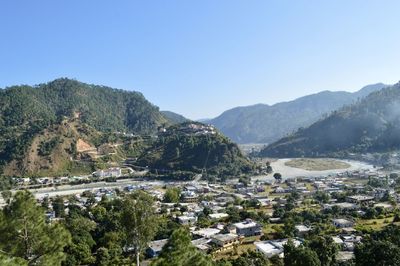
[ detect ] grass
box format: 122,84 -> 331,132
263,223 -> 284,235
285,158 -> 351,171
355,217 -> 399,231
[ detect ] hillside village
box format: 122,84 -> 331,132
11,162 -> 399,265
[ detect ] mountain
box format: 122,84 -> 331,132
161,111 -> 189,124
0,78 -> 169,175
137,122 -> 254,178
260,82 -> 400,158
0,78 -> 168,133
0,78 -> 250,177
209,83 -> 386,144
3,118 -> 99,176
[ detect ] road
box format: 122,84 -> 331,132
23,178 -> 168,199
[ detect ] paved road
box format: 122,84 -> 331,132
25,178 -> 168,199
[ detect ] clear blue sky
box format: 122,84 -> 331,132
1,1 -> 400,119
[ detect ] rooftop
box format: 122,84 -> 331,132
212,233 -> 239,242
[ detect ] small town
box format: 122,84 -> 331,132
2,1 -> 400,265
2,158 -> 399,265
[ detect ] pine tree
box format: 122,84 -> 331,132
0,191 -> 71,265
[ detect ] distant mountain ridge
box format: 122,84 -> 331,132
161,111 -> 189,124
209,83 -> 386,144
260,82 -> 400,157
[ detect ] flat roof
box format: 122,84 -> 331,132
192,228 -> 221,237
148,239 -> 168,252
234,220 -> 259,229
209,213 -> 229,219
255,239 -> 302,258
333,218 -> 353,223
212,233 -> 239,242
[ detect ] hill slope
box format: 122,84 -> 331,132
0,78 -> 169,175
137,122 -> 254,177
161,111 -> 189,124
0,78 -> 168,133
260,82 -> 400,157
209,83 -> 386,144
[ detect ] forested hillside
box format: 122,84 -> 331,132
260,82 -> 400,157
0,78 -> 168,133
0,78 -> 168,175
0,79 -> 252,177
210,83 -> 385,144
161,111 -> 189,124
137,122 -> 254,178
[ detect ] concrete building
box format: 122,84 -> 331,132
146,239 -> 168,258
255,239 -> 302,258
332,218 -> 354,228
233,219 -> 263,237
211,234 -> 241,252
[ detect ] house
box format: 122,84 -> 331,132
209,213 -> 229,221
93,167 -> 122,178
192,228 -> 221,238
323,202 -> 358,211
332,218 -> 354,228
177,215 -> 197,225
181,191 -> 198,203
257,198 -> 272,207
295,225 -> 311,236
211,234 -> 241,252
346,195 -> 374,205
191,238 -> 212,253
146,239 -> 168,258
233,219 -> 263,237
255,239 -> 302,258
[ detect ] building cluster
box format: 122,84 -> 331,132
23,163 -> 400,263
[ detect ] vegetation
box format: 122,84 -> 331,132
151,228 -> 213,266
260,82 -> 400,157
210,83 -> 385,144
161,111 -> 189,124
121,191 -> 159,265
0,78 -> 170,176
0,191 -> 71,265
354,225 -> 400,265
163,187 -> 181,203
137,122 -> 254,178
284,158 -> 350,171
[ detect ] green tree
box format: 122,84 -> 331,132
0,254 -> 28,266
1,190 -> 12,204
163,187 -> 181,203
230,250 -> 270,266
63,215 -> 96,266
284,240 -> 321,266
120,191 -> 159,266
273,173 -> 282,183
151,228 -> 214,266
307,236 -> 338,266
0,191 -> 71,265
355,239 -> 400,266
314,191 -> 331,204
53,196 -> 65,218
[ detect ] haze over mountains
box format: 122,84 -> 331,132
208,83 -> 386,144
261,82 -> 400,158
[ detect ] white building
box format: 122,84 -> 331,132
233,219 -> 263,237
93,167 -> 122,178
255,239 -> 302,258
